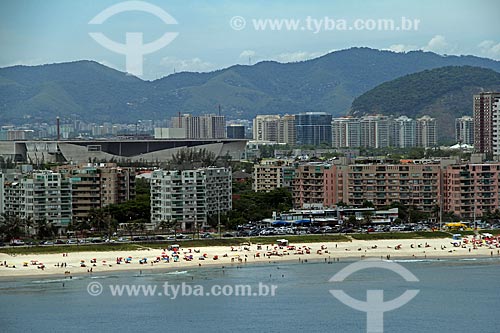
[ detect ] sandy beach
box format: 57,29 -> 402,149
1,236 -> 499,278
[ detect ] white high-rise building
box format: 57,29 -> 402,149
455,116 -> 474,145
150,167 -> 232,230
394,116 -> 417,148
416,116 -> 437,148
359,115 -> 390,148
332,117 -> 360,148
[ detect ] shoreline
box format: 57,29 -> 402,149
1,236 -> 499,279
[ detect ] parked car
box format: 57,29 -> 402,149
10,239 -> 25,246
66,239 -> 78,244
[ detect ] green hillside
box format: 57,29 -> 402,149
350,66 -> 500,141
1,48 -> 500,124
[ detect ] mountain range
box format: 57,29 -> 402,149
1,47 -> 500,133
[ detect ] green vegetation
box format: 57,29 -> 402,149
2,49 -> 500,124
0,243 -> 149,255
351,66 -> 500,141
0,234 -> 351,254
223,187 -> 293,227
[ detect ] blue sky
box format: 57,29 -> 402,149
1,0 -> 500,79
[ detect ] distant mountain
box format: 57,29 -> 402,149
1,48 -> 500,124
350,66 -> 500,141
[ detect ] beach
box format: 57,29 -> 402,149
1,235 -> 499,278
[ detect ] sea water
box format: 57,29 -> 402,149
1,258 -> 499,333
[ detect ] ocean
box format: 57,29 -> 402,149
1,257 -> 499,333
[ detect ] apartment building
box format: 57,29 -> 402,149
359,115 -> 391,148
455,116 -> 474,145
416,116 -> 437,148
253,159 -> 296,192
332,117 -> 360,148
292,163 -> 339,209
442,163 -> 500,219
278,115 -> 296,145
253,114 -> 296,144
150,167 -> 232,230
1,170 -> 72,232
253,115 -> 280,142
172,114 -> 226,139
473,92 -> 500,155
392,116 -> 417,148
55,163 -> 135,222
338,163 -> 441,213
331,115 -> 437,149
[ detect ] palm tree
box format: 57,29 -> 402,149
0,213 -> 26,240
164,218 -> 179,240
36,219 -> 56,240
123,222 -> 137,240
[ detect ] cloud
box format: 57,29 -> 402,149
239,50 -> 256,58
477,40 -> 500,60
160,56 -> 215,73
387,35 -> 459,56
422,35 -> 454,54
272,51 -> 325,63
386,44 -> 418,53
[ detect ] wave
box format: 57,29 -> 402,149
387,259 -> 441,263
32,277 -> 81,284
165,270 -> 188,275
90,275 -> 118,279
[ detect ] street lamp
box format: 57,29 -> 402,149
217,185 -> 222,239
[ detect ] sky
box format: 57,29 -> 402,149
1,0 -> 500,79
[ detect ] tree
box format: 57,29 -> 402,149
347,215 -> 358,228
36,219 -> 57,240
0,213 -> 26,240
170,148 -> 217,169
362,211 -> 373,226
362,200 -> 374,208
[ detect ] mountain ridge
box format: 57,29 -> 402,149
1,47 -> 500,124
